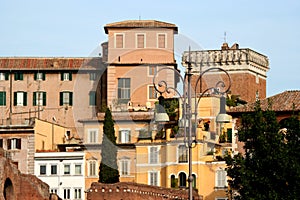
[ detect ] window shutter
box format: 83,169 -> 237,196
23,92 -> 27,106
13,92 -> 17,106
33,92 -> 36,106
7,139 -> 11,150
61,73 -> 64,81
14,73 -> 17,80
20,72 -> 23,80
42,72 -> 46,80
0,139 -> 3,148
69,92 -> 73,106
5,72 -> 9,80
59,92 -> 63,106
0,92 -> 6,106
43,92 -> 46,106
34,72 -> 37,80
17,139 -> 21,149
69,72 -> 72,81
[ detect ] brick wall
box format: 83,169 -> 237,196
87,182 -> 202,200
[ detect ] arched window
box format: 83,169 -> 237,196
179,172 -> 187,187
192,174 -> 197,188
170,174 -> 176,188
4,178 -> 14,200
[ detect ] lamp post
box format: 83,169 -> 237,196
153,49 -> 231,200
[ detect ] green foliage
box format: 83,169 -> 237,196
226,94 -> 247,107
99,108 -> 120,183
225,101 -> 300,200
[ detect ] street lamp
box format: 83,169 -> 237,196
153,49 -> 231,200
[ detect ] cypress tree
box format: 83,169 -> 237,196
99,108 -> 119,183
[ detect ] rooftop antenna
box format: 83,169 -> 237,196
224,31 -> 227,43
139,15 -> 141,20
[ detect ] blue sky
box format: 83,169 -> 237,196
0,0 -> 299,96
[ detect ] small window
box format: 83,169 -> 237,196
149,171 -> 158,186
51,165 -> 57,175
75,164 -> 82,175
216,168 -> 227,188
88,160 -> 97,176
13,92 -> 27,106
74,188 -> 82,199
178,145 -> 188,163
59,92 -> 73,106
0,72 -> 9,81
120,159 -> 130,176
14,72 -> 23,81
148,85 -> 157,100
0,91 -> 6,106
149,147 -> 159,164
61,72 -> 72,81
158,34 -> 166,48
115,33 -> 124,48
7,138 -> 21,150
179,172 -> 187,187
88,129 -> 98,143
50,188 -> 58,194
89,72 -> 97,81
136,34 -> 145,48
148,66 -> 157,76
63,188 -> 70,199
64,164 -> 71,175
89,91 -> 96,106
0,139 -> 3,148
33,91 -> 46,106
34,72 -> 46,81
118,78 -> 130,103
40,165 -> 46,175
119,130 -> 131,143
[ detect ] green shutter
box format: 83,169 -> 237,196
34,73 -> 37,80
13,92 -> 17,106
227,128 -> 232,143
33,92 -> 36,106
43,92 -> 46,106
61,73 -> 64,81
60,92 -> 63,106
14,73 -> 17,80
23,92 -> 27,106
0,92 -> 6,106
5,72 -> 9,80
69,92 -> 73,106
20,73 -> 23,80
42,72 -> 46,80
69,72 -> 72,81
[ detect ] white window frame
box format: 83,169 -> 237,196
119,129 -> 131,143
16,92 -> 25,106
89,72 -> 97,81
157,33 -> 167,48
119,158 -> 130,176
64,164 -> 71,175
63,188 -> 71,199
74,163 -> 82,175
178,145 -> 188,163
148,171 -> 159,186
0,72 -> 5,80
36,72 -> 44,80
63,72 -> 70,81
88,160 -> 97,177
39,164 -> 47,175
87,129 -> 98,144
50,164 -> 57,175
148,66 -> 157,76
35,91 -> 44,106
215,168 -> 227,188
136,33 -> 146,48
114,33 -> 125,48
74,188 -> 82,199
148,85 -> 158,100
149,146 -> 159,164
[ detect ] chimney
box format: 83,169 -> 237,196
221,42 -> 229,50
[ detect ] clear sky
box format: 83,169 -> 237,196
0,0 -> 299,97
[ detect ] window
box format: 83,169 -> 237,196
13,92 -> 27,106
60,92 -> 73,106
0,139 -> 3,148
88,160 -> 97,176
119,129 -> 131,143
171,175 -> 176,188
75,164 -> 82,175
40,165 -> 46,175
118,78 -> 130,103
149,171 -> 158,186
7,138 -> 21,150
192,174 -> 197,188
50,188 -> 57,194
33,91 -> 46,106
148,85 -> 157,100
87,129 -> 98,143
74,188 -> 82,199
64,164 -> 70,175
34,72 -> 45,81
63,188 -> 70,199
178,145 -> 188,163
0,72 -> 9,80
148,66 -> 157,76
14,72 -> 23,80
120,159 -> 130,176
89,91 -> 96,106
115,33 -> 124,48
136,34 -> 145,48
61,72 -> 72,81
179,172 -> 187,187
149,146 -> 159,164
51,165 -> 57,175
0,92 -> 6,106
89,72 -> 97,81
216,168 -> 227,188
158,34 -> 166,48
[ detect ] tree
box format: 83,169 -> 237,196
99,108 -> 119,183
225,101 -> 300,200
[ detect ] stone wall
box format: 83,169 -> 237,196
87,182 -> 202,200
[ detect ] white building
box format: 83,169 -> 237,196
34,151 -> 85,200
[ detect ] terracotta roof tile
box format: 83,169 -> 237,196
229,90 -> 300,113
0,57 -> 102,70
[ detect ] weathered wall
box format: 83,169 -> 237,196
87,182 -> 202,200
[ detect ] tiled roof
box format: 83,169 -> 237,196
228,90 -> 300,113
79,111 -> 154,122
104,20 -> 178,33
0,57 -> 102,70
